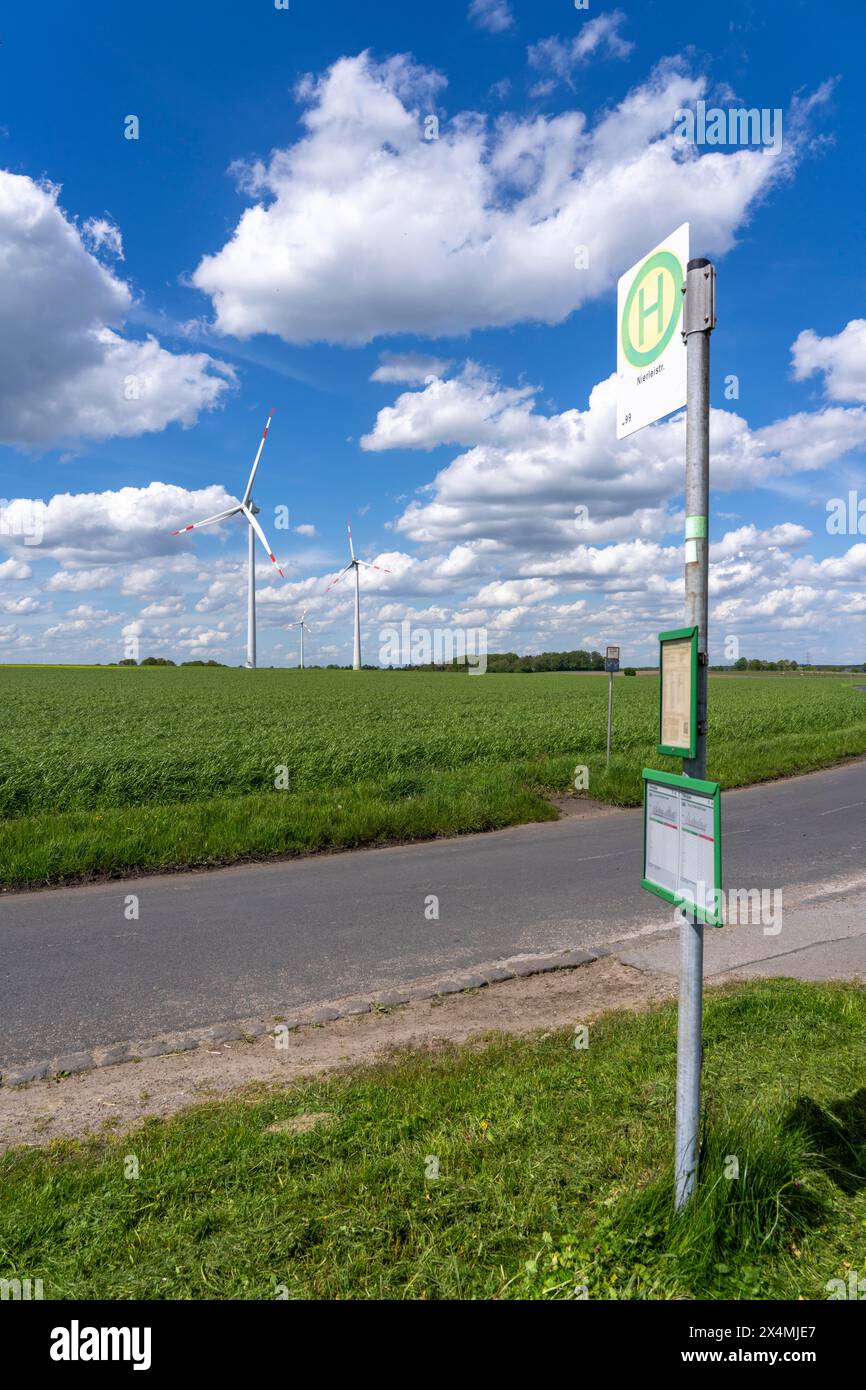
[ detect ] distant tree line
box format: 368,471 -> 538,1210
111,657 -> 227,668
110,650 -> 619,674
386,650 -> 607,673
732,657 -> 800,671
102,652 -> 866,674
721,658 -> 866,672
488,649 -> 607,673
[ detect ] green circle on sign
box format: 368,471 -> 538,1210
621,250 -> 684,368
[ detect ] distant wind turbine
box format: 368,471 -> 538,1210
288,610 -> 312,669
172,411 -> 284,669
326,519 -> 390,670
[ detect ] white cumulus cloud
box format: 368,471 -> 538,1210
0,172 -> 234,446
371,352 -> 453,385
1,483 -> 238,567
528,12 -> 634,95
82,216 -> 124,260
791,319 -> 866,403
365,368 -> 865,553
468,0 -> 514,35
190,52 -> 816,346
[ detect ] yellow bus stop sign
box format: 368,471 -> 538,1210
617,223 -> 689,439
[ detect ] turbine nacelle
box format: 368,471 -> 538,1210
325,518 -> 391,591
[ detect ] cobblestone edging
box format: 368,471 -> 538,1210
0,947 -> 607,1088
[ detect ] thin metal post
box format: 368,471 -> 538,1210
674,257 -> 715,1211
247,509 -> 256,670
606,671 -> 613,765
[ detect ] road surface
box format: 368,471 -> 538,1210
1,761 -> 864,1069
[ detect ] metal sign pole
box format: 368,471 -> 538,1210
606,671 -> 613,765
674,258 -> 715,1211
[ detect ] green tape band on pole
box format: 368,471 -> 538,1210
685,515 -> 707,539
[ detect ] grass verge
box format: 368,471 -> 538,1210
4,730 -> 866,890
1,979 -> 864,1299
0,763 -> 557,887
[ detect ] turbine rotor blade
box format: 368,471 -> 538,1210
242,504 -> 284,577
171,506 -> 240,535
242,409 -> 275,505
358,559 -> 391,573
326,562 -> 353,592
347,518 -> 356,561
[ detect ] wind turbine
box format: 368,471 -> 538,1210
172,410 -> 284,669
326,519 -> 390,670
288,610 -> 312,669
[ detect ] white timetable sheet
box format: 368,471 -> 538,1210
644,778 -> 719,919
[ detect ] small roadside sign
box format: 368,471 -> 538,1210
641,769 -> 722,926
604,645 -> 620,763
617,223 -> 689,439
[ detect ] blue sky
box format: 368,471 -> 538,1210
1,0 -> 865,665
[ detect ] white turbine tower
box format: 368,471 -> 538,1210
326,519 -> 390,670
288,610 -> 312,669
172,411 -> 284,669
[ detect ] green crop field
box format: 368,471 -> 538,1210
1,667 -> 865,888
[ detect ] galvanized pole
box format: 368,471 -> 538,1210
247,507 -> 257,670
675,257 -> 715,1211
606,671 -> 613,765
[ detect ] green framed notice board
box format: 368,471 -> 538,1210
658,625 -> 698,759
642,768 -> 723,926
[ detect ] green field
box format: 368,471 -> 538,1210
2,980 -> 864,1299
1,667 -> 865,888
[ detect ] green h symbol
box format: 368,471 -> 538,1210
638,271 -> 664,347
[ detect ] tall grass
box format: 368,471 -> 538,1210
1,668 -> 864,885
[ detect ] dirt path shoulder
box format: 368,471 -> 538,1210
0,957 -> 673,1152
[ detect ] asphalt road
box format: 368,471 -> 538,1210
1,761 -> 865,1068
